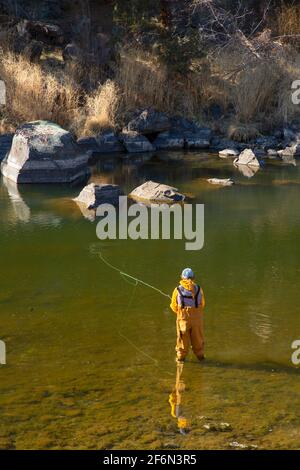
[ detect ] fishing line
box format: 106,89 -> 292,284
116,274 -> 159,366
97,250 -> 171,300
90,245 -> 173,373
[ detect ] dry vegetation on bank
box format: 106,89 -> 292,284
0,2 -> 300,140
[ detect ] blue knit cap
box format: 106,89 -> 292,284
181,268 -> 194,279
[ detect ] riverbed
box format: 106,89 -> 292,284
0,151 -> 299,449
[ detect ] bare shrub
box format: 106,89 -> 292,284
228,123 -> 260,142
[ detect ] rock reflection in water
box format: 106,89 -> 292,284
234,163 -> 260,178
2,177 -> 62,227
2,176 -> 31,223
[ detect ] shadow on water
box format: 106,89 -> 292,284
184,357 -> 300,375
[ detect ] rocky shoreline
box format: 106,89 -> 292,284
0,108 -> 299,186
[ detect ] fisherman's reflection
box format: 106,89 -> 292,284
169,363 -> 189,434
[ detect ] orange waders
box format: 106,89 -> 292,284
170,280 -> 205,361
176,306 -> 204,360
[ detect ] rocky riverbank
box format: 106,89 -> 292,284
1,109 -> 300,187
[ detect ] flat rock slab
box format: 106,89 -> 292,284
1,121 -> 90,184
119,131 -> 154,153
207,178 -> 234,186
234,149 -> 261,167
130,181 -> 185,203
73,183 -> 123,209
218,148 -> 238,158
278,145 -> 300,158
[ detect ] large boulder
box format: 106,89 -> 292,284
127,108 -> 171,135
1,121 -> 90,184
170,116 -> 201,133
16,19 -> 65,46
169,116 -> 212,149
73,183 -> 123,209
0,134 -> 13,162
130,181 -> 185,204
234,149 -> 261,167
153,131 -> 184,150
77,131 -> 125,155
184,130 -> 211,149
95,131 -> 125,153
119,131 -> 154,153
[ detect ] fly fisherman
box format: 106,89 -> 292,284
170,268 -> 205,363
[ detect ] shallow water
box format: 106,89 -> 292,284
0,151 -> 300,449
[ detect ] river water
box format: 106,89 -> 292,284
0,151 -> 299,449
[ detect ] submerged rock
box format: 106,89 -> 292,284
119,131 -> 154,153
229,441 -> 258,450
130,180 -> 185,203
153,131 -> 184,150
207,178 -> 234,186
127,108 -> 170,135
1,121 -> 90,184
234,149 -> 261,167
203,422 -> 232,432
73,183 -> 123,209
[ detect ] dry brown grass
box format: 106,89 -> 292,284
276,3 -> 300,42
232,62 -> 282,123
82,80 -> 120,136
0,52 -> 81,130
0,106 -> 17,133
1,38 -> 300,139
115,46 -> 229,122
116,47 -> 172,113
214,41 -> 300,130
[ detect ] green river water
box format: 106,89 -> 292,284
0,151 -> 299,449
